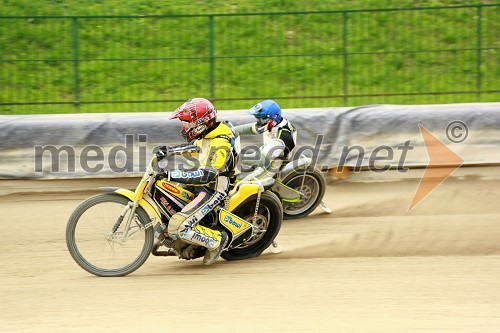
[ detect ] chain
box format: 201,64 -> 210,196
252,190 -> 262,224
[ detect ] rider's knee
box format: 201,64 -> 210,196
167,213 -> 187,238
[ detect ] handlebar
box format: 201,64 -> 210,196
155,143 -> 200,161
148,143 -> 200,176
169,143 -> 199,155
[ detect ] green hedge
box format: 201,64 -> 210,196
1,0 -> 499,114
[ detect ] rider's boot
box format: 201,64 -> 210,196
169,212 -> 229,265
203,230 -> 228,265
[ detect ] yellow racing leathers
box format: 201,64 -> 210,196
164,121 -> 239,260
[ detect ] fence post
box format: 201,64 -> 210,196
476,5 -> 482,102
209,15 -> 215,100
342,11 -> 348,105
71,17 -> 80,112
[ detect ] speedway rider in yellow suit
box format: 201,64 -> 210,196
159,98 -> 239,265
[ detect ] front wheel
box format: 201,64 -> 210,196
221,191 -> 283,261
281,167 -> 326,219
66,193 -> 155,277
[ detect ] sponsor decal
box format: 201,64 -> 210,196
159,196 -> 177,215
224,214 -> 242,229
192,124 -> 207,135
180,226 -> 190,238
191,232 -> 216,248
180,191 -> 226,228
161,182 -> 180,194
170,170 -> 181,178
185,215 -> 199,227
202,192 -> 225,212
201,205 -> 211,215
171,169 -> 204,179
193,115 -> 214,127
182,191 -> 193,201
199,192 -> 226,216
219,209 -> 251,236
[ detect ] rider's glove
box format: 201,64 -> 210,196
154,145 -> 173,160
254,122 -> 268,134
155,169 -> 169,181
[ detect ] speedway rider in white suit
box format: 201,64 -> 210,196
235,100 -> 297,178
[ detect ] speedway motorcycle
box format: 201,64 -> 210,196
273,154 -> 330,219
241,153 -> 331,220
66,144 -> 283,277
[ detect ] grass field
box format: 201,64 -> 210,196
0,0 -> 499,114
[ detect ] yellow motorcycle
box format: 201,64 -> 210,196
66,144 -> 283,277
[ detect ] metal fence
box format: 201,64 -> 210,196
1,4 -> 499,114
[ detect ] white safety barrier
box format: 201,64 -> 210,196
1,103 -> 499,179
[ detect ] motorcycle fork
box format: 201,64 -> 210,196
112,175 -> 153,241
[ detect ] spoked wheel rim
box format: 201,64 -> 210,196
238,209 -> 270,248
283,174 -> 320,215
66,194 -> 154,276
73,202 -> 147,270
221,191 -> 283,261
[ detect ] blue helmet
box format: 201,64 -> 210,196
248,100 -> 282,124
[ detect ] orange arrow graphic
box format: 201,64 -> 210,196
409,124 -> 464,210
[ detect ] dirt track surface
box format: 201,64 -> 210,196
1,174 -> 500,333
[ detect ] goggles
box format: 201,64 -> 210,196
255,116 -> 271,125
181,120 -> 198,130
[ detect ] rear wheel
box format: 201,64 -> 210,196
221,191 -> 283,261
66,193 -> 154,277
282,167 -> 326,219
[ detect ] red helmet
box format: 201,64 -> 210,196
169,98 -> 217,141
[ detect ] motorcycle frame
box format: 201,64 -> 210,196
101,156 -> 270,245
